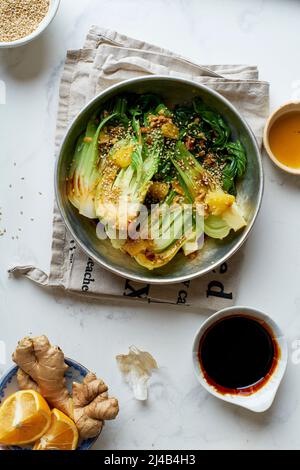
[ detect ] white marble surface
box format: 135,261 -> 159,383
0,0 -> 300,450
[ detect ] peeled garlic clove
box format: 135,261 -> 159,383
116,346 -> 158,401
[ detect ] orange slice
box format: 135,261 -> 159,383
0,390 -> 51,445
33,408 -> 78,450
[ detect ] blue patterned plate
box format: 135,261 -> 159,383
0,358 -> 98,450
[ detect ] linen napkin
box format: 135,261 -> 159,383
9,26 -> 269,310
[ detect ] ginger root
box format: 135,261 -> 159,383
12,336 -> 119,440
12,336 -> 72,416
73,372 -> 119,439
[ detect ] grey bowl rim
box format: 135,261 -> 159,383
55,75 -> 264,285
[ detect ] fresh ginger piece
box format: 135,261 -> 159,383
13,336 -> 119,440
72,372 -> 119,440
12,336 -> 73,417
205,190 -> 235,216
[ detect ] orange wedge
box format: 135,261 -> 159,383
33,408 -> 78,450
0,390 -> 51,445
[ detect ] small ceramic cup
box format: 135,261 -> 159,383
263,101 -> 300,175
0,0 -> 60,49
192,306 -> 288,412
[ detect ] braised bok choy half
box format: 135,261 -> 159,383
67,94 -> 247,270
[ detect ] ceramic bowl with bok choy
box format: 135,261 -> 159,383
55,76 -> 263,284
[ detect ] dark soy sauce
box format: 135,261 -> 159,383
198,315 -> 280,395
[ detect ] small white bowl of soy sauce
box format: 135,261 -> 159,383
192,307 -> 288,412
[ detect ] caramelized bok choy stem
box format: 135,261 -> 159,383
94,112 -> 163,232
67,98 -> 128,219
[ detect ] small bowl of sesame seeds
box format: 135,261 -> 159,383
0,0 -> 60,48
